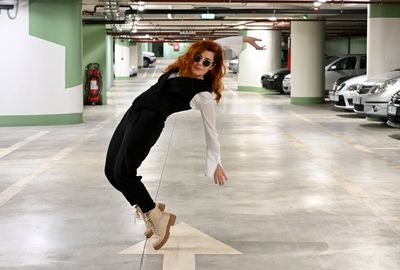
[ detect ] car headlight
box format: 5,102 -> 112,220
336,83 -> 346,92
390,90 -> 400,102
370,79 -> 398,94
347,84 -> 359,92
273,74 -> 279,79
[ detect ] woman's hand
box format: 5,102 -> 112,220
243,36 -> 266,50
214,164 -> 228,186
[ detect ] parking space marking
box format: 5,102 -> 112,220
353,144 -> 373,153
0,131 -> 49,159
0,112 -> 121,207
289,111 -> 313,123
230,91 -> 400,234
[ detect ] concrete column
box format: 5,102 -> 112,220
367,4 -> 400,78
106,35 -> 114,91
129,42 -> 139,69
0,0 -> 83,126
238,30 -> 281,92
137,43 -> 144,67
290,21 -> 325,105
114,39 -> 130,78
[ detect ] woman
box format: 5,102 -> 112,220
105,36 -> 264,250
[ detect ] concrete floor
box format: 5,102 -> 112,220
1,60 -> 400,270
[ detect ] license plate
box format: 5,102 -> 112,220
335,95 -> 339,101
388,105 -> 398,116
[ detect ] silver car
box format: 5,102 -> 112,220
387,90 -> 400,128
334,74 -> 367,111
364,79 -> 400,121
325,54 -> 366,93
353,70 -> 400,116
283,55 -> 366,96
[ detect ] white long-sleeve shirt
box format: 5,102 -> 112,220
190,92 -> 221,177
172,36 -> 244,177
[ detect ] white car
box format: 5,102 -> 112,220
228,59 -> 238,73
282,73 -> 291,95
143,51 -> 156,67
353,70 -> 400,116
334,74 -> 367,110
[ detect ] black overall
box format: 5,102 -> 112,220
105,70 -> 212,213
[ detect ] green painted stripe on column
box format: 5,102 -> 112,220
238,86 -> 267,92
29,0 -> 82,88
291,97 -> 325,105
370,4 -> 400,18
0,113 -> 83,127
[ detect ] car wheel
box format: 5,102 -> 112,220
143,58 -> 150,68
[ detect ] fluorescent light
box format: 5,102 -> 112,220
201,13 -> 215,19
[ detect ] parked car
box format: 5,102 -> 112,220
261,68 -> 290,93
333,74 -> 367,111
387,90 -> 400,128
353,69 -> 400,116
228,58 -> 238,73
364,78 -> 400,121
329,73 -> 365,102
325,54 -> 366,93
282,73 -> 291,95
129,65 -> 138,77
280,55 -> 366,96
143,51 -> 156,67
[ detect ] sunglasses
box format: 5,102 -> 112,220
193,54 -> 213,67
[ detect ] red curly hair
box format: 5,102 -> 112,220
165,40 -> 226,103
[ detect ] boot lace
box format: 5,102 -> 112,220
135,205 -> 156,233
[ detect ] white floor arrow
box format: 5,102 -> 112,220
120,222 -> 242,270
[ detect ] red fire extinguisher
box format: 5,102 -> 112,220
84,63 -> 102,105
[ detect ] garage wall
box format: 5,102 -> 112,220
163,42 -> 192,59
0,0 -> 83,126
82,24 -> 108,105
325,36 -> 367,56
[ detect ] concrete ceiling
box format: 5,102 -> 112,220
81,1 -> 398,42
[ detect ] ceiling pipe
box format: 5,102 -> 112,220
125,8 -> 367,15
82,4 -> 132,15
128,0 -> 400,3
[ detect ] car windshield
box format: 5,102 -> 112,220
325,56 -> 340,66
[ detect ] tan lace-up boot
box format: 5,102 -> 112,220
135,203 -> 166,238
145,206 -> 176,250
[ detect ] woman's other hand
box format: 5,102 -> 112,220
244,36 -> 266,50
214,164 -> 228,186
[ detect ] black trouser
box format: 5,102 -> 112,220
105,106 -> 165,213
